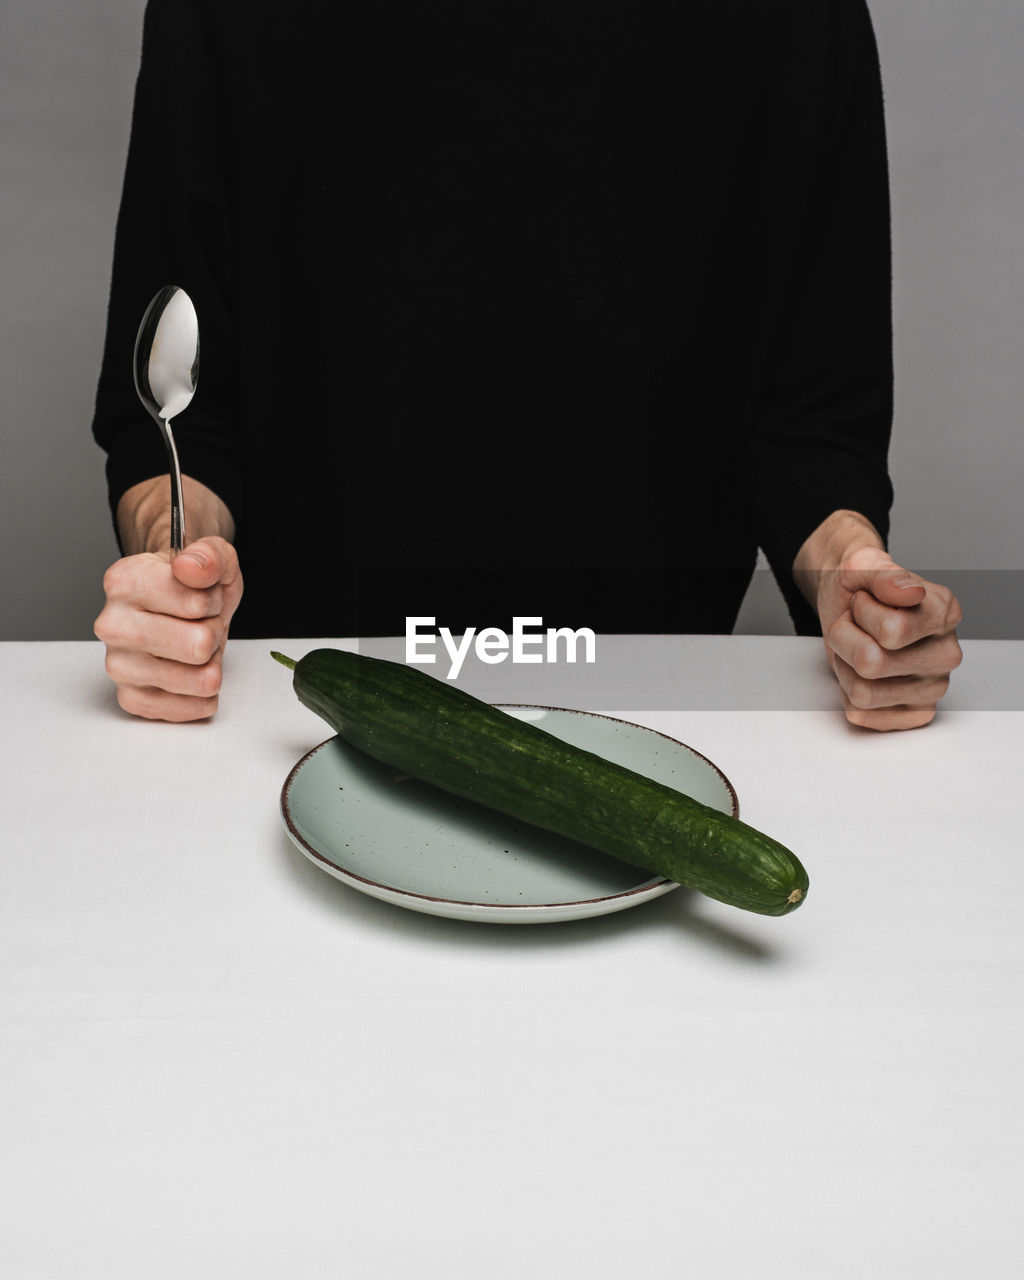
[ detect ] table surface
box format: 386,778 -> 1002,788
2,635 -> 1022,1278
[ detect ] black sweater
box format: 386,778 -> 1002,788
92,0 -> 895,638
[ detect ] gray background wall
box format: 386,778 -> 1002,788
2,0 -> 1021,641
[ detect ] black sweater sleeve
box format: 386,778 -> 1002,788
90,0 -> 243,547
744,0 -> 895,634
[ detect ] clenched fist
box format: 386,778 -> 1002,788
95,475 -> 243,722
95,537 -> 244,722
795,511 -> 963,731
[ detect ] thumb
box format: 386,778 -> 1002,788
171,536 -> 233,589
838,548 -> 928,607
861,567 -> 927,609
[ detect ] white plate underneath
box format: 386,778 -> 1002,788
280,705 -> 739,924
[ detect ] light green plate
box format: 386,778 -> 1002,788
280,706 -> 738,924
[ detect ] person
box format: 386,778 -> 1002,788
92,0 -> 962,729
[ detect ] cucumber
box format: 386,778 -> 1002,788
272,648 -> 808,916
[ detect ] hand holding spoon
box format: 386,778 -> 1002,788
132,285 -> 200,556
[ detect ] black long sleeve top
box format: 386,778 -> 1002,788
92,0 -> 895,639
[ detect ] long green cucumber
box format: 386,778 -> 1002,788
272,648 -> 808,916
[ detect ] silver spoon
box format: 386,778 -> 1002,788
132,285 -> 200,557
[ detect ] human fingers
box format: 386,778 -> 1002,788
827,604 -> 963,682
853,565 -> 927,610
850,579 -> 963,652
95,540 -> 242,722
113,683 -> 221,723
97,538 -> 242,661
827,646 -> 952,726
105,649 -> 224,722
171,536 -> 243,620
96,605 -> 225,722
101,535 -> 242,618
97,600 -> 227,667
831,546 -> 924,598
101,552 -> 225,622
832,674 -> 942,732
104,647 -> 225,698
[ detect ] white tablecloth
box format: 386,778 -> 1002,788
2,637 -> 1021,1278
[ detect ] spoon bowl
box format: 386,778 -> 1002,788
133,285 -> 200,555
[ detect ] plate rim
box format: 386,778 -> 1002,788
280,704 -> 739,917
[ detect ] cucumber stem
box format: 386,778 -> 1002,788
271,651 -> 297,670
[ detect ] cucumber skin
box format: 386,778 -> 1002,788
278,648 -> 809,917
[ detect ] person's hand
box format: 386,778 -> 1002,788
794,511 -> 963,731
814,546 -> 963,730
94,536 -> 243,722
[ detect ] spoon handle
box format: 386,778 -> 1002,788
160,418 -> 187,556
